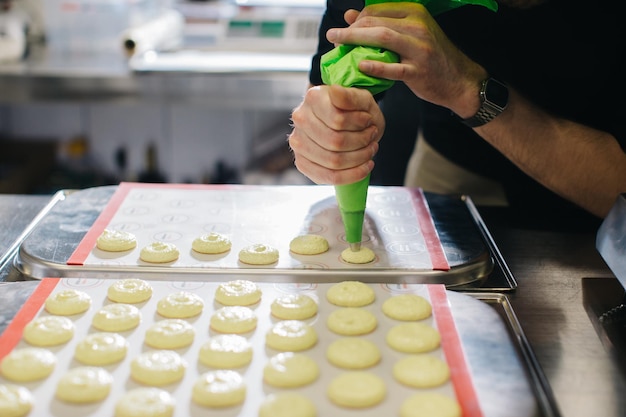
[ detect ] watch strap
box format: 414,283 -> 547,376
458,77 -> 508,128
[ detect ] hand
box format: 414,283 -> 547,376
288,84 -> 384,185
330,3 -> 486,118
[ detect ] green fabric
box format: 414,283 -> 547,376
321,45 -> 398,95
320,0 -> 498,94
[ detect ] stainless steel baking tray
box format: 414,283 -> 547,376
0,282 -> 555,416
0,192 -> 65,276
13,185 -> 516,290
463,292 -> 561,417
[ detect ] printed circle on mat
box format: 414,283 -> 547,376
45,289 -> 92,316
92,303 -> 141,332
140,242 -> 179,263
23,316 -> 74,347
157,291 -> 204,319
393,355 -> 450,388
386,322 -> 441,353
326,281 -> 375,307
210,306 -> 258,334
215,280 -> 262,306
382,294 -> 432,321
385,241 -> 427,256
145,319 -> 195,350
327,371 -> 386,408
107,279 -> 153,304
259,393 -> 317,417
192,232 -> 232,254
238,243 -> 279,265
0,384 -> 33,417
131,350 -> 186,386
74,333 -> 128,366
115,388 -> 176,417
263,352 -> 319,388
55,366 -> 113,403
326,338 -> 381,369
192,370 -> 246,408
400,392 -> 461,417
381,223 -> 420,237
270,293 -> 318,320
327,308 -> 377,336
1,347 -> 56,382
198,334 -> 253,369
96,229 -> 137,252
265,320 -> 318,352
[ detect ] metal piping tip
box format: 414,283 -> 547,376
349,242 -> 361,252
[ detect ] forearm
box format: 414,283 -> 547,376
476,89 -> 626,218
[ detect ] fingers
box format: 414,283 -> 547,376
344,9 -> 360,25
289,127 -> 376,185
327,3 -> 430,55
288,85 -> 382,185
356,2 -> 427,21
358,60 -> 417,83
305,86 -> 379,149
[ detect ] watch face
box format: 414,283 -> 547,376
485,78 -> 509,110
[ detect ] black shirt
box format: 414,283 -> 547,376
310,0 -> 626,231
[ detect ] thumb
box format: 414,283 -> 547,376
328,84 -> 374,112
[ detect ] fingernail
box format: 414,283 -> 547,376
327,29 -> 338,42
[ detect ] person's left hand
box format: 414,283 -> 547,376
288,84 -> 384,185
330,3 -> 486,119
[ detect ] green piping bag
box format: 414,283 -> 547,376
322,0 -> 497,251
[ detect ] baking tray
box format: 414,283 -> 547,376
463,292 -> 561,417
0,280 -> 556,417
0,193 -> 66,279
12,185 -> 516,290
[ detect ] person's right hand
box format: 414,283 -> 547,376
331,3 -> 487,119
288,84 -> 384,185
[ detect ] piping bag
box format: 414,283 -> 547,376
321,0 -> 497,252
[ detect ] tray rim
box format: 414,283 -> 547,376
467,292 -> 561,417
12,186 -> 512,290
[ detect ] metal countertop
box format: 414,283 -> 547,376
0,194 -> 56,280
0,193 -> 622,416
482,216 -> 622,417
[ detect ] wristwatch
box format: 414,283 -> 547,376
459,77 -> 509,128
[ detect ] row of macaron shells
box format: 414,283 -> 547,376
0,279 -> 456,417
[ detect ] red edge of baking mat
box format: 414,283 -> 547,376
429,285 -> 484,417
411,188 -> 450,271
66,182 -> 131,265
66,182 -> 231,265
0,278 -> 60,361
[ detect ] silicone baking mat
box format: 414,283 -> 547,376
0,278 -> 479,417
67,182 -> 449,271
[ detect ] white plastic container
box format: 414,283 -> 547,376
43,0 -> 172,53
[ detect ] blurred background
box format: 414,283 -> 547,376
0,0 -> 326,193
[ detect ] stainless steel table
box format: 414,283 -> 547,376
482,213 -> 622,417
